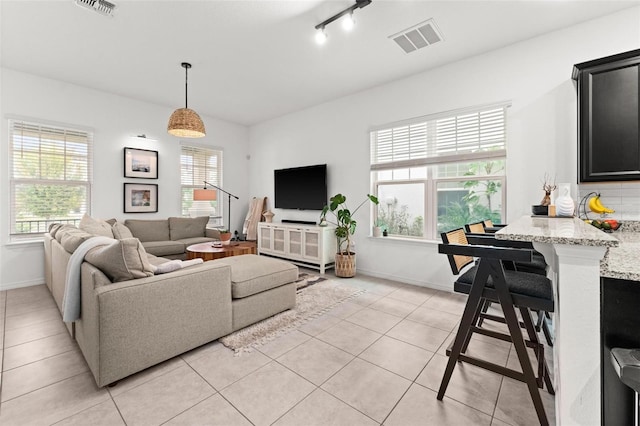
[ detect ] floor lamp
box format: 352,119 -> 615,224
197,181 -> 239,231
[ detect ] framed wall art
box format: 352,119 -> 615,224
124,183 -> 158,213
124,147 -> 158,179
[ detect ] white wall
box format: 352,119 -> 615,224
0,69 -> 250,290
249,7 -> 640,289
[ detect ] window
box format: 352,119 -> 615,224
9,119 -> 93,240
180,144 -> 224,227
371,103 -> 508,240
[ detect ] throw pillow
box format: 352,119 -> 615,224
112,222 -> 134,240
79,213 -> 114,238
59,228 -> 96,253
48,223 -> 64,238
169,216 -> 209,240
84,238 -> 154,282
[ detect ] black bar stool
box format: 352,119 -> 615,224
438,229 -> 554,426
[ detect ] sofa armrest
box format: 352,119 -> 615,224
77,261 -> 232,387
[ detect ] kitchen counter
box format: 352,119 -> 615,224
494,215 -> 618,425
601,222 -> 640,281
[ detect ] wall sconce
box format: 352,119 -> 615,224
314,0 -> 372,45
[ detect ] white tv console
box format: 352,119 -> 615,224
257,222 -> 336,274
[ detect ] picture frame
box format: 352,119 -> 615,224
124,183 -> 158,213
124,147 -> 158,179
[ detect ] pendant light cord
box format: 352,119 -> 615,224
184,65 -> 189,109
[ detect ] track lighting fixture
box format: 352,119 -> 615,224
314,0 -> 371,44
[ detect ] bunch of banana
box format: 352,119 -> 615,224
588,194 -> 615,214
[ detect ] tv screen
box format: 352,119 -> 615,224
274,164 -> 327,210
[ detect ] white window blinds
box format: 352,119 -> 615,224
371,104 -> 508,170
180,144 -> 223,218
9,119 -> 93,237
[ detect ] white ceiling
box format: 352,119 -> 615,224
1,0 -> 639,126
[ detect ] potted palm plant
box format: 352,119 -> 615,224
320,193 -> 379,277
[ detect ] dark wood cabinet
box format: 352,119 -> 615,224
573,49 -> 640,182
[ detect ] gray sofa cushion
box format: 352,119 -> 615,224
125,219 -> 170,242
59,227 -> 96,253
217,254 -> 298,299
112,222 -> 134,240
169,216 -> 208,241
141,240 -> 185,257
84,238 -> 155,283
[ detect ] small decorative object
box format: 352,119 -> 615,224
540,173 -> 557,206
383,229 -> 388,237
555,183 -> 575,217
263,210 -> 275,223
531,205 -> 548,216
319,193 -> 379,278
372,226 -> 382,237
219,230 -> 232,246
124,147 -> 158,179
124,183 -> 158,213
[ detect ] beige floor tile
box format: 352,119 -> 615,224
55,399 -> 125,426
349,291 -> 383,307
297,313 -> 342,336
4,317 -> 68,348
406,305 -> 461,332
4,306 -> 62,331
221,361 -> 315,426
164,393 -> 252,426
491,417 -> 514,426
321,358 -> 410,423
180,340 -> 225,364
188,345 -> 271,390
113,364 -> 215,426
387,286 -> 437,305
0,372 -> 109,426
3,332 -> 76,370
345,307 -> 403,334
359,335 -> 434,381
107,356 -> 187,397
6,285 -> 50,304
363,282 -> 403,297
326,301 -> 365,319
384,383 -> 492,426
274,388 -> 378,426
5,295 -> 57,317
386,319 -> 449,352
277,337 -> 354,385
257,329 -> 312,359
494,377 -> 556,426
416,353 -> 503,415
1,349 -> 89,402
316,320 -> 382,356
422,291 -> 468,315
436,332 -> 511,366
368,296 -> 419,318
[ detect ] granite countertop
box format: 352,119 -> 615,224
495,215 -> 619,247
600,222 -> 640,281
496,216 -> 640,281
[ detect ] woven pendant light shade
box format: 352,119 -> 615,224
167,108 -> 206,138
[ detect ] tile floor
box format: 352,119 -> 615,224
0,270 -> 555,425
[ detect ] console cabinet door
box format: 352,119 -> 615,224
576,51 -> 640,182
272,227 -> 286,254
259,225 -> 272,252
303,230 -> 320,261
287,228 -> 303,257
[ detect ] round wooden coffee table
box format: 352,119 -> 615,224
186,241 -> 257,261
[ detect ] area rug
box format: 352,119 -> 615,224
219,275 -> 365,354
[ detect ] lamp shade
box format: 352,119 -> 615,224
193,188 -> 217,201
168,108 -> 206,138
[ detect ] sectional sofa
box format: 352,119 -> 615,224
43,215 -> 298,387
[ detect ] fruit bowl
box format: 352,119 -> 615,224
587,219 -> 621,232
532,205 -> 549,216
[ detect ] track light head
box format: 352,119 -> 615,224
315,27 -> 328,45
342,12 -> 355,31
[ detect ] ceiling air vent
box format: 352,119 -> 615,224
389,19 -> 443,54
75,0 -> 117,17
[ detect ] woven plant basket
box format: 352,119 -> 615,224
335,252 -> 356,278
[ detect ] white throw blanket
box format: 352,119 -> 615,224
62,236 -> 115,322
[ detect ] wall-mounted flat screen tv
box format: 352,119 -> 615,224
274,164 -> 327,210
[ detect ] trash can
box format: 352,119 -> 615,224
611,348 -> 640,425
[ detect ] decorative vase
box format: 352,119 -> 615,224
263,210 -> 275,223
373,226 -> 382,237
555,183 -> 575,217
335,252 -> 356,278
220,232 -> 232,246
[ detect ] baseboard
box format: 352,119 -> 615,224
0,278 -> 45,291
356,268 -> 452,293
